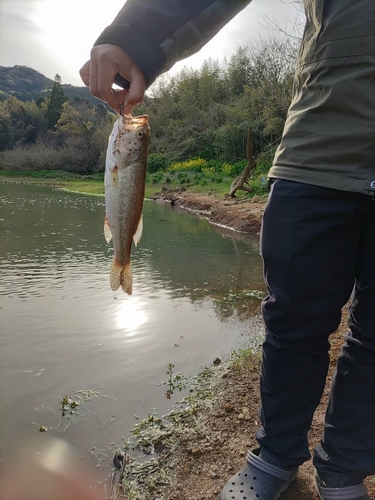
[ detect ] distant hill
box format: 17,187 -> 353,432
0,65 -> 101,105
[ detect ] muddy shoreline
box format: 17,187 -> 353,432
150,188 -> 266,236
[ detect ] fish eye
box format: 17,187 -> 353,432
136,130 -> 144,139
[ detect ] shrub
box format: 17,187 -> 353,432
147,153 -> 168,173
202,166 -> 215,176
167,157 -> 207,172
221,162 -> 232,175
248,175 -> 269,196
231,159 -> 247,176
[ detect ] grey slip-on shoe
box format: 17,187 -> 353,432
219,448 -> 298,500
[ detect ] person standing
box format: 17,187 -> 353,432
81,2 -> 375,499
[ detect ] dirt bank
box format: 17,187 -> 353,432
150,188 -> 266,236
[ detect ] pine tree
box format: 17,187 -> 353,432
46,74 -> 66,128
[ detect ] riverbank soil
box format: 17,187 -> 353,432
163,310 -> 375,500
150,188 -> 266,236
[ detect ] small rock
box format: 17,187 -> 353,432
224,403 -> 233,413
238,413 -> 245,420
239,450 -> 246,457
191,448 -> 201,456
252,196 -> 260,203
213,357 -> 221,365
39,426 -> 47,432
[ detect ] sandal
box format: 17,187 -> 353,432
314,472 -> 371,500
219,448 -> 298,500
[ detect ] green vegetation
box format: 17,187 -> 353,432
160,363 -> 188,400
46,74 -> 67,128
108,362 -> 224,499
0,36 -> 297,196
0,161 -> 257,196
229,346 -> 262,372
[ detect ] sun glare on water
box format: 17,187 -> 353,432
115,297 -> 148,336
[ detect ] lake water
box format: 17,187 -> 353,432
0,182 -> 266,478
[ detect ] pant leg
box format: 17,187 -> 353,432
256,179 -> 370,470
314,196 -> 375,485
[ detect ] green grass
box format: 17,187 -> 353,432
0,169 -> 82,180
62,181 -> 104,195
0,170 -> 104,195
0,168 -> 267,199
229,346 -> 261,371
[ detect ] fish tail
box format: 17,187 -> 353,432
110,259 -> 133,295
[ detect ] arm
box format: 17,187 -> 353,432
80,0 -> 251,113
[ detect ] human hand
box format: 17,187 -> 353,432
80,44 -> 147,115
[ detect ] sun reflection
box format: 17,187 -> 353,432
115,297 -> 148,335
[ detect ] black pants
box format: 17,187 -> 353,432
256,179 -> 375,486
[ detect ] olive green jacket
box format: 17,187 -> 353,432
270,0 -> 375,195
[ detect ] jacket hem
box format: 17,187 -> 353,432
268,167 -> 374,196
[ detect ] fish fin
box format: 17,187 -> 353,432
104,216 -> 112,243
110,258 -> 132,295
133,214 -> 143,247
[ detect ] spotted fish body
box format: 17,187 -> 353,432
104,114 -> 150,294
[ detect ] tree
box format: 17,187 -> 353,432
55,100 -> 115,173
46,74 -> 66,129
229,128 -> 256,197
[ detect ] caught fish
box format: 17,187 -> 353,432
104,114 -> 150,294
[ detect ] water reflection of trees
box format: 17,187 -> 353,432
2,186 -> 267,323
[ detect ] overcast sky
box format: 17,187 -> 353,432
0,0 -> 303,87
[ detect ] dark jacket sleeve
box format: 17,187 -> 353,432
94,0 -> 252,87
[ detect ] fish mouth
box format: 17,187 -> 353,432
121,114 -> 149,126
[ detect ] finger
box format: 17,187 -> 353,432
79,61 -> 90,86
98,83 -> 120,112
113,89 -> 129,106
88,52 -> 118,111
122,72 -> 147,115
95,63 -> 121,111
88,57 -> 100,98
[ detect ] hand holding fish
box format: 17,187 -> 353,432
79,44 -> 147,114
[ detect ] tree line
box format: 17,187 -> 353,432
0,37 -> 297,176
